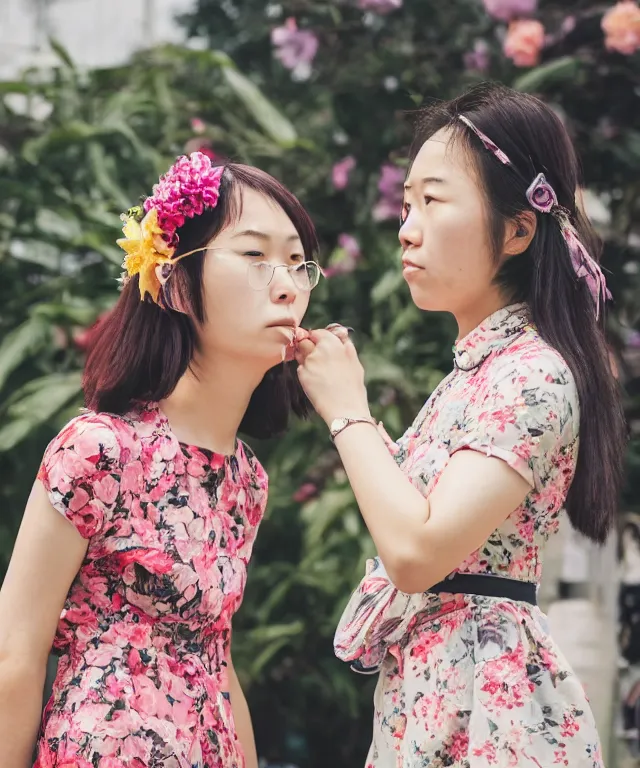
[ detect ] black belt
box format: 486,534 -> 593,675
428,573 -> 537,606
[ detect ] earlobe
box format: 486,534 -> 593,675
504,211 -> 537,257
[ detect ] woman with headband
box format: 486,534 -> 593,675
0,154 -> 323,767
295,83 -> 625,766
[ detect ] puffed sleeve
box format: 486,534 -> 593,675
37,412 -> 124,539
453,350 -> 579,491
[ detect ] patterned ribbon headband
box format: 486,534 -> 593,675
458,115 -> 611,319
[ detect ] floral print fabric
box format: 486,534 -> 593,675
335,304 -> 604,767
34,402 -> 267,768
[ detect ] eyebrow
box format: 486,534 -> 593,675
403,176 -> 446,191
232,229 -> 301,242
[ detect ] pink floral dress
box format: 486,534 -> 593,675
335,304 -> 604,767
34,402 -> 267,768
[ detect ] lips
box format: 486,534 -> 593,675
268,319 -> 298,328
402,256 -> 423,270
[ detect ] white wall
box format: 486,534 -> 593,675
0,0 -> 194,79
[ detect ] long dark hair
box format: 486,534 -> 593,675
411,83 -> 626,543
83,163 -> 317,439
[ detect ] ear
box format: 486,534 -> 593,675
154,262 -> 187,313
502,211 -> 537,258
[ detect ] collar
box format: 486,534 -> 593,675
453,303 -> 532,372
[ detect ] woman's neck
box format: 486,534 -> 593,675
160,354 -> 266,455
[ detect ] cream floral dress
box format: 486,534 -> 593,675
335,304 -> 603,767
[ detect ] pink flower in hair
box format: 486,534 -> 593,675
143,152 -> 223,247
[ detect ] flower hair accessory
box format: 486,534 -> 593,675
117,152 -> 224,302
526,173 -> 558,214
457,114 -> 611,318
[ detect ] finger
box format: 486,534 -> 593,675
309,328 -> 343,346
294,327 -> 312,343
326,325 -> 350,343
295,338 -> 316,362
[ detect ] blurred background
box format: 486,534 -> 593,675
1,0 -> 640,766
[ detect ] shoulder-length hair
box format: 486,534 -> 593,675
83,163 -> 318,439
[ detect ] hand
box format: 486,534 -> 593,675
295,327 -> 371,425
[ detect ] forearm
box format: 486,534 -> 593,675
333,422 -> 431,580
0,658 -> 46,767
229,671 -> 258,768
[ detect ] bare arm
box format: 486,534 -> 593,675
0,480 -> 88,767
227,655 -> 258,768
296,330 -> 533,594
332,427 -> 530,592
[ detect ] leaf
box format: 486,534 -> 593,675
513,57 -> 580,93
302,487 -> 355,548
0,372 -> 82,451
0,317 -> 50,393
371,269 -> 405,305
36,209 -> 82,242
221,66 -> 297,145
48,39 -> 76,71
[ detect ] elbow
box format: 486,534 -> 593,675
383,549 -> 439,595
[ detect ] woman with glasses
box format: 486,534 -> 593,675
0,154 -> 322,768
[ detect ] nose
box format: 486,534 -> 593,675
269,265 -> 298,306
399,211 -> 422,251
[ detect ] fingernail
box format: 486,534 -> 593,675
346,327 -> 355,334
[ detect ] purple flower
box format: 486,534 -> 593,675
358,0 -> 403,13
325,234 -> 361,278
373,163 -> 405,221
271,18 -> 319,79
463,40 -> 490,72
483,0 -> 537,22
525,173 -> 558,213
332,156 -> 356,190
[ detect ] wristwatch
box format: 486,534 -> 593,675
329,416 -> 377,441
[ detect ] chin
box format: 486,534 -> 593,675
407,285 -> 447,313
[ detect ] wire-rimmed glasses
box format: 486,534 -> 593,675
246,260 -> 322,291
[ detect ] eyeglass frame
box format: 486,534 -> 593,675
162,246 -> 324,291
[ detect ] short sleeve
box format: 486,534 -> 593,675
37,412 -> 123,539
454,351 -> 579,491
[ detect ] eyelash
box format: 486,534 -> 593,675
400,196 -> 434,223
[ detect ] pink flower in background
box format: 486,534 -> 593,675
358,0 -> 403,13
504,19 -> 545,67
271,18 -> 319,79
483,0 -> 537,22
293,483 -> 318,503
602,1 -> 640,54
190,118 -> 206,134
373,163 -> 405,221
464,40 -> 491,72
325,234 -> 362,277
332,156 -> 356,190
184,137 -> 218,162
